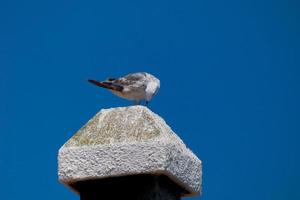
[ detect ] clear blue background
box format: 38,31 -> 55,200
1,0 -> 299,199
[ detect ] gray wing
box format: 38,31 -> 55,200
113,72 -> 148,89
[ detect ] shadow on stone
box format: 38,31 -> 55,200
72,174 -> 187,200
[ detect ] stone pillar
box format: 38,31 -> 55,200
58,106 -> 202,200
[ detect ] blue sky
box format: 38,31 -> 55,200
1,0 -> 299,199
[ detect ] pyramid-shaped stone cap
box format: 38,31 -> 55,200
58,106 -> 202,197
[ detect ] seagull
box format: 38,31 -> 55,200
88,72 -> 160,105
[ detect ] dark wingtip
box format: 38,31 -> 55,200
88,79 -> 99,85
88,79 -> 113,89
88,79 -> 100,86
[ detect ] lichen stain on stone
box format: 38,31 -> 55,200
63,106 -> 165,147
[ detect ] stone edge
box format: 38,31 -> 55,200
58,141 -> 202,197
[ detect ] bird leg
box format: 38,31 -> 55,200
134,100 -> 141,105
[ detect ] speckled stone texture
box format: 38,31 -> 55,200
58,106 -> 202,197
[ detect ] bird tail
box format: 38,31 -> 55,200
88,80 -> 123,91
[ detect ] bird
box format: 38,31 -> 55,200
88,72 -> 160,106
